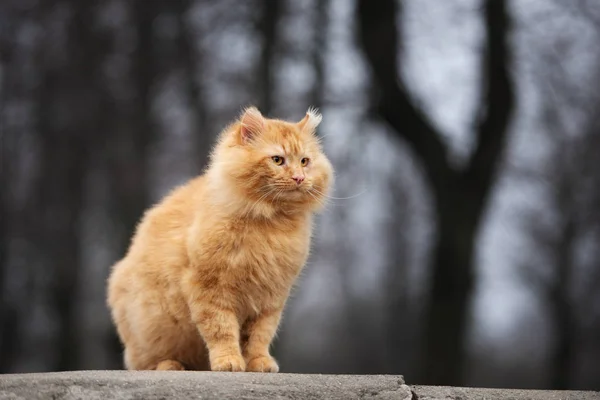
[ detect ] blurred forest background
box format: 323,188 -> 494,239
1,0 -> 600,390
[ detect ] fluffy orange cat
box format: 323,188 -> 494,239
107,106 -> 333,372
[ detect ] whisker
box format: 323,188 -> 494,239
273,188 -> 286,205
245,187 -> 277,216
306,189 -> 329,209
310,187 -> 366,200
309,189 -> 345,208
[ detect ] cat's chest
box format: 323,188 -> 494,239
189,216 -> 312,315
195,216 -> 311,279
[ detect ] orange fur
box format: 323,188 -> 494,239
107,106 -> 333,372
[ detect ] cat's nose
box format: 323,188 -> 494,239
292,175 -> 305,185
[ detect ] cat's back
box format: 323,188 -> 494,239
136,175 -> 206,247
110,175 -> 207,278
107,175 -> 208,314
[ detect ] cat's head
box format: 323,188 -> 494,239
209,106 -> 334,215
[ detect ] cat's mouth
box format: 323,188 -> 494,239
258,181 -> 313,203
278,186 -> 303,195
269,182 -> 306,191
268,184 -> 310,201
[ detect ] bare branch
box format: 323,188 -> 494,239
462,0 -> 515,214
356,0 -> 455,198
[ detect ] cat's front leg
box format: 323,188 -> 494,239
241,308 -> 282,373
191,303 -> 246,372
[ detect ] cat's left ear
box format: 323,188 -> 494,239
240,106 -> 265,143
297,106 -> 322,134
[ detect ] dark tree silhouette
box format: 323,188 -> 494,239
382,176 -> 411,374
357,0 -> 515,384
0,2 -> 20,372
102,0 -> 163,368
541,106 -> 579,390
33,0 -> 110,370
173,0 -> 211,167
309,0 -> 327,110
257,0 -> 282,114
107,1 -> 160,266
523,91 -> 600,390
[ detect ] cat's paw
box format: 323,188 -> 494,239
246,355 -> 279,373
210,355 -> 246,372
155,360 -> 185,371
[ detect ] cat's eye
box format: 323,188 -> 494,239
301,158 -> 310,167
272,156 -> 284,165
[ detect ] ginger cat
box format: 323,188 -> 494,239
107,106 -> 333,372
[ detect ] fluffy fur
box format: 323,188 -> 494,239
107,106 -> 333,372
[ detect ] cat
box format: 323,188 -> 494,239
106,106 -> 333,372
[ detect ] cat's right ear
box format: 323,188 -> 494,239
239,106 -> 265,143
297,106 -> 322,135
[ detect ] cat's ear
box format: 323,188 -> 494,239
297,106 -> 322,134
240,106 -> 265,143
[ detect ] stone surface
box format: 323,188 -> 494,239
0,371 -> 598,400
0,371 -> 410,400
412,384 -> 600,400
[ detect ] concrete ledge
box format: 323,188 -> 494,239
0,371 -> 598,400
0,371 -> 410,400
411,385 -> 599,400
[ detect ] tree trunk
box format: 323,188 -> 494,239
39,140 -> 87,371
357,0 -> 514,385
173,0 -> 211,169
551,294 -> 574,390
383,178 -> 411,374
35,66 -> 87,372
257,0 -> 281,114
549,170 -> 577,389
421,190 -> 478,383
309,0 -> 327,110
0,11 -> 19,372
33,0 -> 105,371
104,1 -> 162,368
